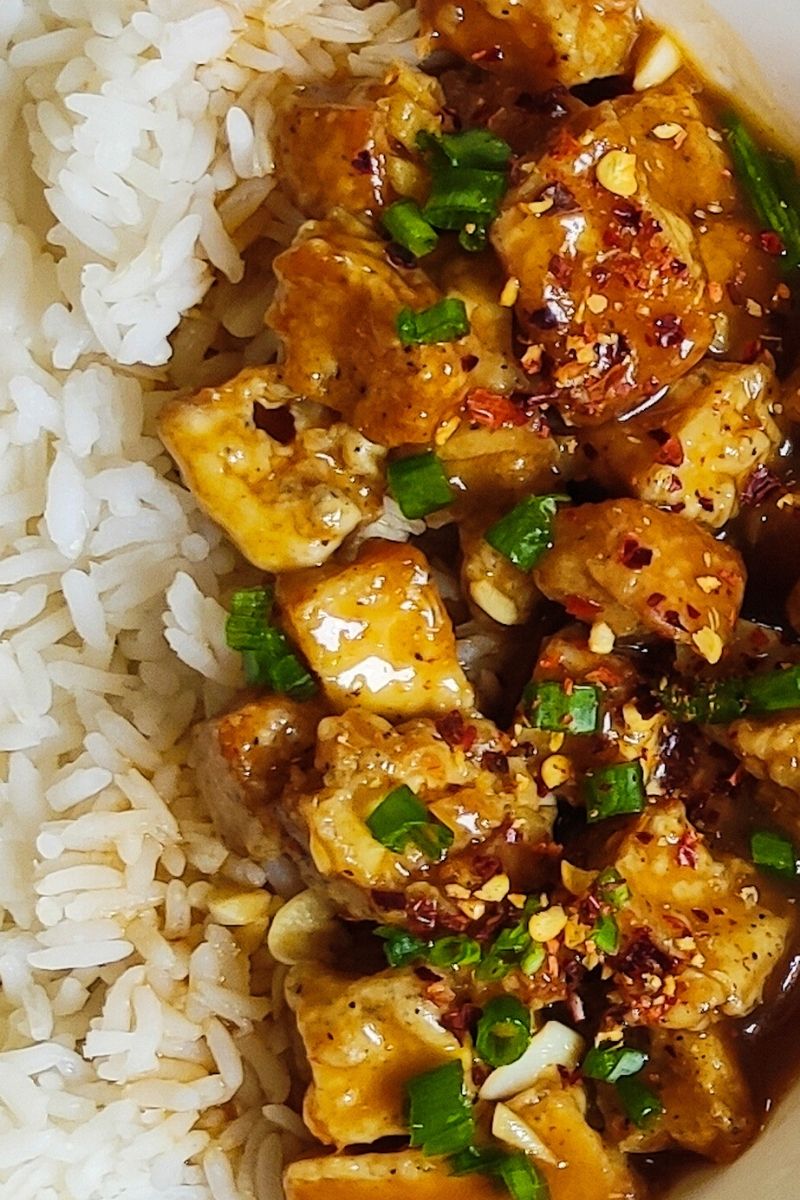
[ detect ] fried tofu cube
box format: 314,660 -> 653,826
582,362 -> 782,529
158,367 -> 385,572
285,1151 -> 501,1200
612,801 -> 791,1028
533,499 -> 746,661
268,214 -> 468,447
285,965 -> 467,1147
276,540 -> 473,718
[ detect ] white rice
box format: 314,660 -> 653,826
0,1 -> 418,1196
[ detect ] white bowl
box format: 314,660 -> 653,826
641,3 -> 800,1196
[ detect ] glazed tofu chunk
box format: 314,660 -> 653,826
419,0 -> 638,89
158,367 -> 385,572
507,1078 -> 642,1200
582,362 -> 782,529
285,965 -> 467,1147
268,214 -> 469,447
285,1152 -> 501,1200
276,540 -> 473,717
611,801 -> 791,1029
533,499 -> 746,662
492,87 -> 729,423
610,1028 -> 756,1162
274,64 -> 446,219
281,707 -> 552,922
192,693 -> 325,859
722,714 -> 800,795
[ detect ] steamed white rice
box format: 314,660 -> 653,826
0,3 -> 417,1196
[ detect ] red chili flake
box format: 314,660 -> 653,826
371,889 -> 404,911
686,604 -> 701,619
611,200 -> 641,231
690,907 -> 710,924
646,592 -> 665,608
436,711 -> 478,751
464,388 -> 528,429
253,404 -> 295,445
472,854 -> 503,884
471,44 -> 504,63
564,594 -> 603,622
652,314 -> 685,349
439,908 -> 473,933
414,965 -> 441,983
461,354 -> 480,373
350,150 -> 373,174
676,829 -> 700,869
648,428 -> 684,467
697,496 -> 714,513
440,1003 -> 481,1042
671,258 -> 688,275
760,230 -> 785,255
407,896 -> 438,934
620,536 -> 653,570
537,181 -> 580,213
741,464 -> 783,507
548,253 -> 573,286
662,610 -> 684,629
616,931 -> 676,979
481,750 -> 509,774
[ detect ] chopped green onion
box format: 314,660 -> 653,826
407,1061 -> 475,1156
661,664 -> 800,726
751,829 -> 798,880
396,297 -> 470,345
429,935 -> 482,968
475,996 -> 532,1067
448,1145 -> 508,1176
745,664 -> 800,713
382,198 -> 439,258
375,926 -> 430,967
387,452 -> 454,520
724,112 -> 800,270
226,588 -> 316,699
520,941 -> 546,976
431,129 -> 513,171
459,221 -> 489,252
366,785 -> 454,861
584,761 -> 646,824
486,494 -> 569,572
525,681 -> 600,734
597,868 -> 631,910
583,1044 -> 648,1084
591,913 -> 620,955
476,917 -> 531,981
225,587 -> 274,650
422,166 -> 507,231
616,1076 -> 664,1128
449,1147 -> 549,1200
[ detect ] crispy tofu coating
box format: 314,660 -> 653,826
276,540 -> 473,718
722,714 -> 800,795
285,1152 -> 501,1200
281,706 -> 552,922
274,65 -> 445,219
158,367 -> 385,572
419,0 -> 638,89
268,213 -> 469,447
610,801 -> 791,1029
533,499 -> 746,661
582,362 -> 782,529
191,693 -> 325,860
492,87 -> 732,423
285,965 -> 467,1147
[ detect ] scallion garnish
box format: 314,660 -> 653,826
597,868 -> 631,910
366,784 -> 454,860
225,587 -> 316,699
724,112 -> 800,270
449,1146 -> 549,1200
584,761 -> 646,824
407,1061 -> 475,1156
374,926 -> 430,967
661,664 -> 800,725
616,1075 -> 664,1128
382,198 -> 439,258
431,129 -> 513,171
387,452 -> 454,519
751,829 -> 798,880
525,680 -> 600,734
486,494 -> 568,572
476,917 -> 531,981
422,165 -> 507,232
583,1044 -> 648,1084
520,941 -> 545,976
475,996 -> 532,1067
429,935 -> 482,968
591,912 -> 620,955
396,297 -> 470,345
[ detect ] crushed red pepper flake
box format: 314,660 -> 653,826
620,536 -> 653,569
464,388 -> 528,429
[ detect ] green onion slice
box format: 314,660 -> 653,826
591,912 -> 620,955
429,935 -> 482,968
661,664 -> 800,726
449,1147 -> 549,1200
525,680 -> 600,734
751,829 -> 798,880
225,587 -> 274,648
476,915 -> 532,981
459,221 -> 489,252
597,868 -> 631,910
382,198 -> 439,258
520,941 -> 546,976
428,129 -> 513,170
387,452 -> 454,520
226,588 -> 316,699
375,926 -> 430,967
422,166 -> 507,231
724,112 -> 800,269
584,760 -> 646,824
486,494 -> 569,572
616,1076 -> 664,1128
583,1044 -> 648,1084
366,785 -> 454,861
475,996 -> 532,1067
396,297 -> 470,345
407,1061 -> 475,1156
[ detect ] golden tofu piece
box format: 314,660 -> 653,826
285,965 -> 466,1147
285,1151 -> 501,1200
158,367 -> 384,572
191,692 -> 325,859
723,714 -> 800,795
612,800 -> 791,1029
283,706 -> 552,921
268,214 -> 469,448
419,0 -> 638,88
439,421 -> 569,517
276,540 -> 473,718
508,1080 -> 642,1200
533,499 -> 746,659
582,362 -> 782,529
